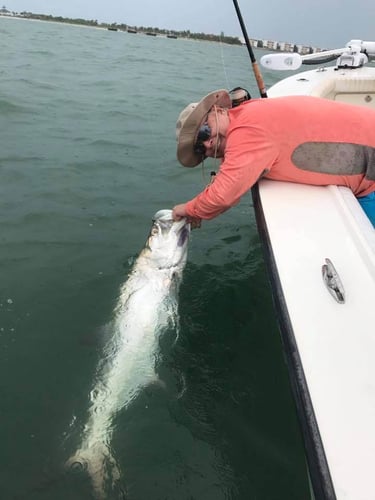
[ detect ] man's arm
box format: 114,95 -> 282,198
184,127 -> 278,220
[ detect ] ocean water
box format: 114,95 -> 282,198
0,17 -> 310,499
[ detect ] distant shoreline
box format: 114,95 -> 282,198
0,12 -> 243,46
0,12 -> 322,52
0,14 -> 111,31
0,15 -> 242,47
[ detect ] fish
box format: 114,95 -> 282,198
66,209 -> 190,498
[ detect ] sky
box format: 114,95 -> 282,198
5,0 -> 375,48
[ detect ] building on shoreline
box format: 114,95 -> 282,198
0,5 -> 11,15
248,37 -> 324,54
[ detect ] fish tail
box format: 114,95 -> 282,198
65,442 -> 122,499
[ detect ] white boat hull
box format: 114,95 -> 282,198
254,60 -> 375,499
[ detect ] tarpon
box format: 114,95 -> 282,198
66,209 -> 190,498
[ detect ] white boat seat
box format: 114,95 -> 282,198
310,75 -> 375,107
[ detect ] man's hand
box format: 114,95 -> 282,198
172,204 -> 187,221
172,204 -> 202,229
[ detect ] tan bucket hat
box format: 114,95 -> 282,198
176,89 -> 231,167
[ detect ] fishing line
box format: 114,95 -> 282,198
200,161 -> 217,188
200,158 -> 215,188
219,32 -> 231,90
201,158 -> 218,188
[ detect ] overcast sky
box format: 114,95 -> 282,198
6,0 -> 375,48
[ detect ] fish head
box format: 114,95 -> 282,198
145,209 -> 190,270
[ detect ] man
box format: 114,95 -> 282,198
172,89 -> 375,227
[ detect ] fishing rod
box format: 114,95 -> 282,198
232,0 -> 267,98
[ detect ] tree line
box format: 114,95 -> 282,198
17,12 -> 242,45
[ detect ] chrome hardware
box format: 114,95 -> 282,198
322,258 -> 345,304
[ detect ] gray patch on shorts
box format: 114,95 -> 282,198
292,142 -> 375,180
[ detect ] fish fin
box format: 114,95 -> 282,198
151,376 -> 167,390
142,373 -> 167,392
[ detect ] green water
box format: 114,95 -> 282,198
0,16 -> 310,499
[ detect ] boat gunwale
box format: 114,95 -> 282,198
252,183 -> 337,500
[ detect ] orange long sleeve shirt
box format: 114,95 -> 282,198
185,95 -> 375,220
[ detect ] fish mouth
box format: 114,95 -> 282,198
153,209 -> 174,222
149,210 -> 190,263
152,209 -> 190,240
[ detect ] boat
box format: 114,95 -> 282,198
145,32 -> 157,37
107,27 -> 118,32
167,34 -> 178,39
253,40 -> 375,499
127,28 -> 137,34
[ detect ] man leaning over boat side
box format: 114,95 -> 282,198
172,89 -> 375,227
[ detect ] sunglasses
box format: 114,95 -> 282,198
194,123 -> 212,157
